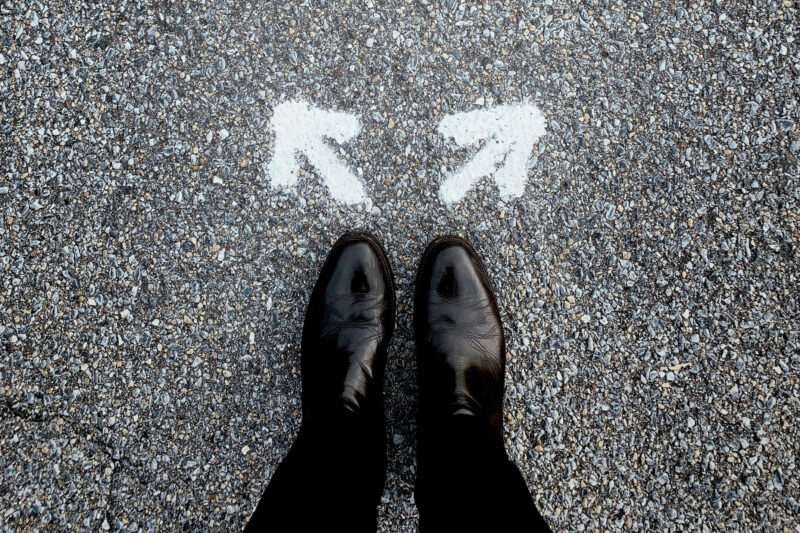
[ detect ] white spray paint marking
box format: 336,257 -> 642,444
268,100 -> 366,204
437,104 -> 546,204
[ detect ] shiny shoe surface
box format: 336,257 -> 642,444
301,231 -> 395,422
415,235 -> 506,437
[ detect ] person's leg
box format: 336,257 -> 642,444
245,406 -> 386,532
415,415 -> 549,531
414,235 -> 551,533
245,232 -> 396,532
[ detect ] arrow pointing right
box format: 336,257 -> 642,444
267,100 -> 366,204
437,104 -> 547,204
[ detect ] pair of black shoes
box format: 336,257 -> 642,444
247,231 -> 549,532
301,231 -> 506,449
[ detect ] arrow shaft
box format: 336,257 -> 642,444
492,141 -> 530,198
267,143 -> 298,188
440,140 -> 510,204
303,139 -> 364,203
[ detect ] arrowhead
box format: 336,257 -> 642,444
437,104 -> 546,204
267,100 -> 366,204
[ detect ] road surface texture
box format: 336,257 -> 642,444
1,0 -> 798,531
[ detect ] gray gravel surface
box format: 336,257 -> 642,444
1,0 -> 799,531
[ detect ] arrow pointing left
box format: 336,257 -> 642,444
267,100 -> 366,204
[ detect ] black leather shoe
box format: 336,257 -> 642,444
300,231 -> 395,425
415,235 -> 506,438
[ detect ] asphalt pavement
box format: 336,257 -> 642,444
1,0 -> 798,531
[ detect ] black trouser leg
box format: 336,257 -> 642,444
415,414 -> 552,532
245,409 -> 386,533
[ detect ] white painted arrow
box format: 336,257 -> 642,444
267,100 -> 366,204
437,104 -> 546,204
